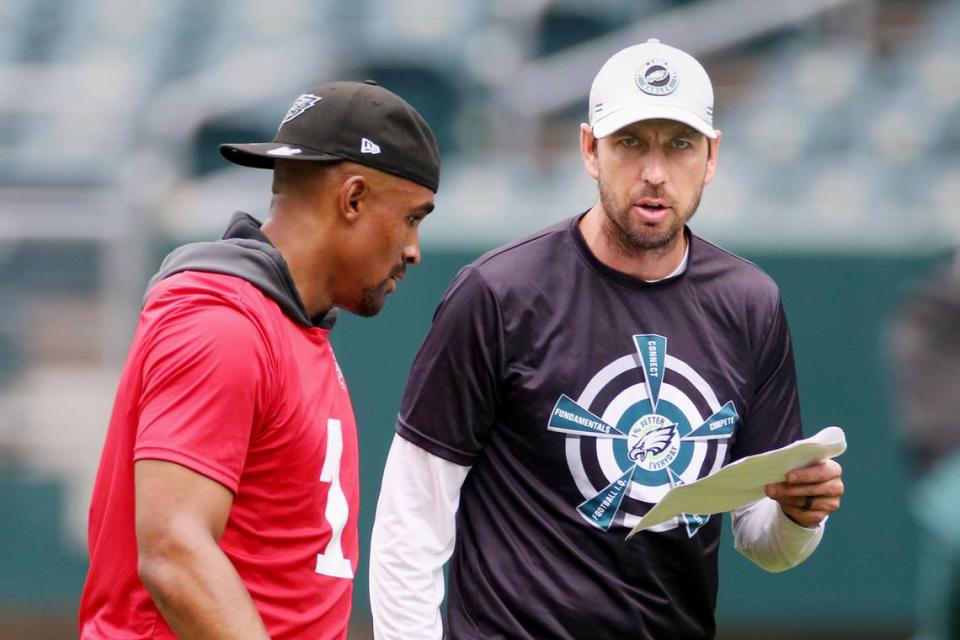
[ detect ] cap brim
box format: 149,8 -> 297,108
219,142 -> 344,169
592,104 -> 717,139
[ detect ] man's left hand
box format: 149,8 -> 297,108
764,459 -> 844,528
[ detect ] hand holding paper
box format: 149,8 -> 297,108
626,426 -> 847,540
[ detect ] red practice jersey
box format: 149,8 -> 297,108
79,271 -> 359,639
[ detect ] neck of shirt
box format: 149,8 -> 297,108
643,239 -> 689,283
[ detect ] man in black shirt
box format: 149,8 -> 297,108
370,40 -> 844,639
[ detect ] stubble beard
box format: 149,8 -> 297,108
597,176 -> 703,256
353,264 -> 406,317
354,281 -> 389,317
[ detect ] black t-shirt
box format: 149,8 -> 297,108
398,215 -> 802,640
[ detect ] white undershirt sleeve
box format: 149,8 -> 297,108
731,497 -> 825,573
370,433 -> 471,640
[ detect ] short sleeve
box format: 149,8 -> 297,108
133,295 -> 272,493
730,296 -> 803,460
397,266 -> 503,465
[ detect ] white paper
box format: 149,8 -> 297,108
626,426 -> 847,540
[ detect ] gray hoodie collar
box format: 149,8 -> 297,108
145,212 -> 338,329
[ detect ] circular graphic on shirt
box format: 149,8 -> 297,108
546,334 -> 738,537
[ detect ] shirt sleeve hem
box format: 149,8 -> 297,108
133,445 -> 241,494
395,417 -> 477,467
777,503 -> 827,534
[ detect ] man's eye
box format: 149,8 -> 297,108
620,137 -> 639,147
671,138 -> 691,150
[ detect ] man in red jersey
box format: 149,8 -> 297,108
78,80 -> 439,639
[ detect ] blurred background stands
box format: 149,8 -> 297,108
0,0 -> 957,638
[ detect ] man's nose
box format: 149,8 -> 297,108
402,236 -> 421,266
639,150 -> 668,186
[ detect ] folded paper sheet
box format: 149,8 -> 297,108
626,426 -> 847,540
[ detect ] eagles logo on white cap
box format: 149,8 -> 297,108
637,59 -> 678,96
589,38 -> 717,140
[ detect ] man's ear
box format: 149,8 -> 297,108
580,123 -> 600,180
338,174 -> 369,223
703,130 -> 722,186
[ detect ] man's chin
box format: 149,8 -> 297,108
609,219 -> 683,252
632,227 -> 681,250
352,282 -> 391,317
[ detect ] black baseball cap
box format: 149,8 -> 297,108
220,80 -> 441,192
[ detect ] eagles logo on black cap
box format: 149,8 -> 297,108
220,80 -> 441,193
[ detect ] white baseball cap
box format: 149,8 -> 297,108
588,39 -> 717,139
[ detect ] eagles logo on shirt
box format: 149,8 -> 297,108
627,418 -> 678,468
547,334 -> 738,537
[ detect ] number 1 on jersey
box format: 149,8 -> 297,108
315,418 -> 354,579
